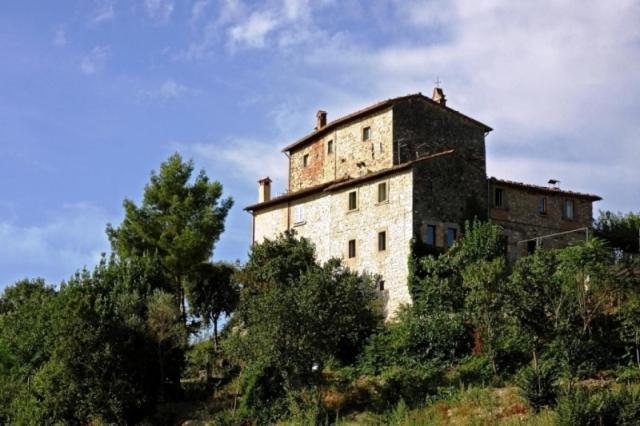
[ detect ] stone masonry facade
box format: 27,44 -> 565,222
246,90 -> 602,318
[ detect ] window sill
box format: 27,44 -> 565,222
375,200 -> 389,206
347,208 -> 359,214
293,221 -> 306,227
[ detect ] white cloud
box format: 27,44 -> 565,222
80,46 -> 110,75
138,79 -> 200,101
183,139 -> 288,190
53,25 -> 66,46
144,0 -> 174,23
90,0 -> 115,25
228,11 -> 279,48
0,203 -> 114,286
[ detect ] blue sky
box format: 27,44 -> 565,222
1,0 -> 639,288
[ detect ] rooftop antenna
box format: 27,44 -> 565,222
434,76 -> 442,88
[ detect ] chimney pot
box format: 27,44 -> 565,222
258,177 -> 272,203
432,87 -> 446,107
315,110 -> 327,130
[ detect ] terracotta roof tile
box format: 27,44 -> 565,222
489,177 -> 602,201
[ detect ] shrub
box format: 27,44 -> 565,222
556,385 -> 640,426
516,359 -> 559,412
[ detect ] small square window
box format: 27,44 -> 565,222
425,225 -> 436,246
348,191 -> 357,211
327,140 -> 333,154
303,154 -> 309,167
494,188 -> 504,207
377,182 -> 387,203
378,231 -> 386,251
539,197 -> 547,214
348,239 -> 356,258
446,228 -> 457,247
362,126 -> 371,141
563,199 -> 574,220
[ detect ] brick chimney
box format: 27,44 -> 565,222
432,87 -> 446,107
315,110 -> 327,130
258,177 -> 272,203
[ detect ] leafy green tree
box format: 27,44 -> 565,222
594,211 -> 640,254
107,153 -> 233,321
186,262 -> 239,352
226,232 -> 382,419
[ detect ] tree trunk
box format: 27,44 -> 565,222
158,342 -> 165,402
635,329 -> 640,369
533,348 -> 541,395
213,314 -> 219,353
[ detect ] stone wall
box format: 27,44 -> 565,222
288,108 -> 394,191
252,169 -> 414,318
488,182 -> 596,258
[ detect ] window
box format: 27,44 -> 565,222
378,231 -> 386,251
377,182 -> 388,203
425,225 -> 436,246
446,227 -> 457,247
348,191 -> 357,211
327,140 -> 333,154
294,205 -> 304,224
362,126 -> 371,141
303,154 -> 309,167
348,239 -> 356,258
494,188 -> 504,207
379,280 -> 385,291
527,240 -> 537,254
563,199 -> 575,220
538,197 -> 547,214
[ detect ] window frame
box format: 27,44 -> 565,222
348,190 -> 358,211
425,224 -> 436,246
362,126 -> 371,141
538,196 -> 547,215
377,181 -> 388,204
327,140 -> 333,154
378,231 -> 387,252
494,187 -> 505,208
294,205 -> 305,225
302,154 -> 309,168
446,227 -> 457,248
563,199 -> 575,220
348,239 -> 356,258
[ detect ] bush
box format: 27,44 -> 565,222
556,385 -> 640,426
376,366 -> 442,408
516,359 -> 558,412
446,355 -> 494,387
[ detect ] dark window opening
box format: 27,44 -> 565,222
563,199 -> 574,220
348,239 -> 356,258
539,197 -> 547,214
379,280 -> 385,291
446,228 -> 457,247
378,231 -> 386,251
327,140 -> 333,154
527,240 -> 537,254
362,126 -> 371,141
425,225 -> 436,246
494,188 -> 504,207
303,154 -> 309,167
348,191 -> 357,210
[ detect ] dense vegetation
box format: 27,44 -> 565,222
1,154 -> 639,424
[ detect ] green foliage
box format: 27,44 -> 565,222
556,386 -> 640,426
594,210 -> 640,253
226,232 -> 382,419
107,153 -> 233,319
516,359 -> 559,412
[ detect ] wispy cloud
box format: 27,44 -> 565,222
89,0 -> 115,26
80,46 -> 110,75
53,25 -> 66,46
191,0 -> 209,23
0,203 -> 114,286
144,0 -> 174,23
138,79 -> 200,101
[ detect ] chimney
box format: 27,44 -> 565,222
258,177 -> 272,203
432,87 -> 446,106
315,110 -> 327,130
548,179 -> 560,190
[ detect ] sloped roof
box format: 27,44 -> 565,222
245,150 -> 455,212
489,177 -> 602,201
281,93 -> 492,153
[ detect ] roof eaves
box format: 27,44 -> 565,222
490,177 -> 602,201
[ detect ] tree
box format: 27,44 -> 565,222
594,211 -> 640,254
107,153 -> 233,321
186,262 -> 239,353
226,232 -> 382,419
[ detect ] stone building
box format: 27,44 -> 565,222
245,89 -> 601,316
